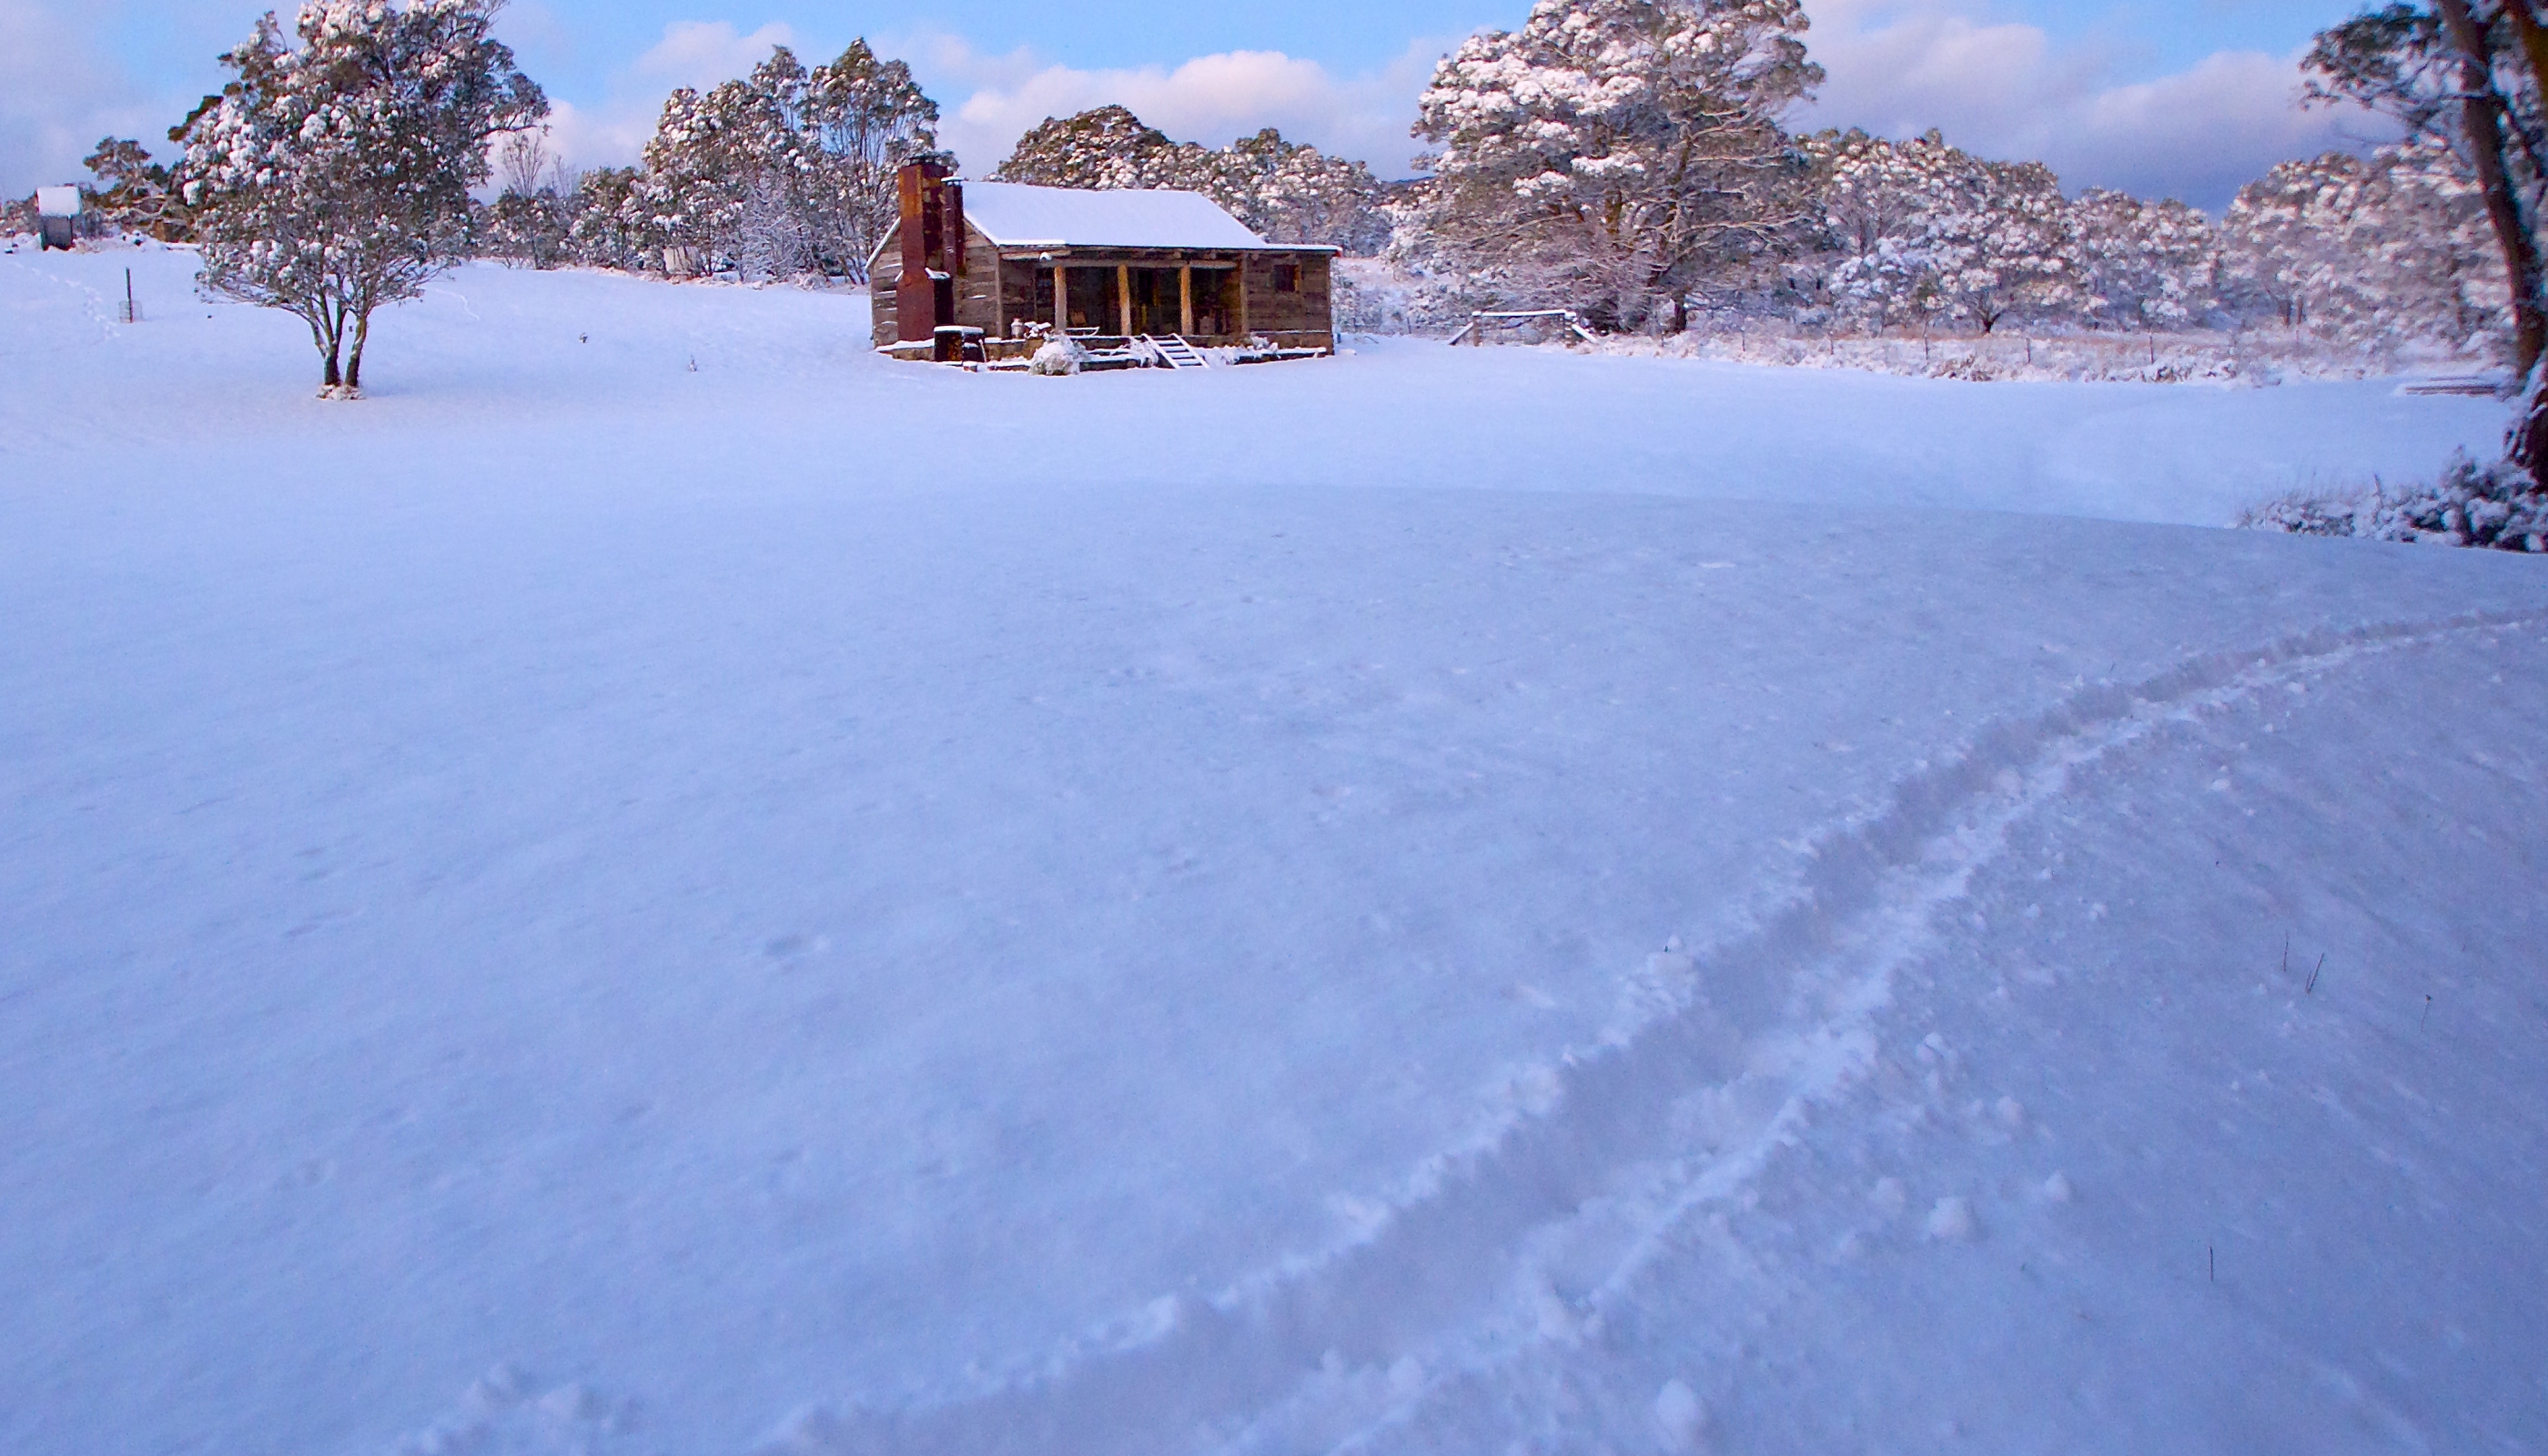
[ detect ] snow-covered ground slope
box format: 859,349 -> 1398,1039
3,247 -> 2543,1456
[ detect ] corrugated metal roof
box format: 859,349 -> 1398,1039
960,181 -> 1280,251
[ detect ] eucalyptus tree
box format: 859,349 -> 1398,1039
1410,0 -> 1823,331
2308,0 -> 2548,477
174,0 -> 546,394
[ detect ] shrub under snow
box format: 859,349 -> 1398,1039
2240,451 -> 2548,551
1028,336 -> 1087,375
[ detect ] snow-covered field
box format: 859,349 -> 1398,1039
5,245 -> 2544,1456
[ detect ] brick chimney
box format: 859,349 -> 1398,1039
895,162 -> 965,343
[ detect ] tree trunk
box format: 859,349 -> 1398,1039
2435,0 -> 2548,487
2500,3 -> 2548,486
2435,0 -> 2546,379
2509,370 -> 2548,487
345,309 -> 369,391
306,309 -> 338,387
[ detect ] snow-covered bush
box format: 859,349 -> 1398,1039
1028,336 -> 1087,375
2240,450 -> 2548,550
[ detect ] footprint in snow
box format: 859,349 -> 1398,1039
1871,1176 -> 1908,1215
1926,1196 -> 1980,1241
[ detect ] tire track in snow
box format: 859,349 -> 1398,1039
756,606 -> 2548,1456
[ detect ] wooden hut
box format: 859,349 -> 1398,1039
869,162 -> 1336,362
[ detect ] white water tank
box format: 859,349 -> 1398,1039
35,185 -> 82,250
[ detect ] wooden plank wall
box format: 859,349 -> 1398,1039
870,244 -> 900,348
868,222 -> 1005,348
1239,254 -> 1334,346
960,228 -> 1002,335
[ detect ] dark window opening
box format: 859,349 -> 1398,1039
1272,263 -> 1299,293
1067,268 -> 1109,330
1028,266 -> 1055,328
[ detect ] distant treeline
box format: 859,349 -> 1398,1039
10,0 -> 2514,360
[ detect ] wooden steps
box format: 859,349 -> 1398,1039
1138,335 -> 1210,369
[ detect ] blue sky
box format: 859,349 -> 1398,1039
5,0 -> 2392,207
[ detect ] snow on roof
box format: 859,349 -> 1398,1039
959,181 -> 1304,252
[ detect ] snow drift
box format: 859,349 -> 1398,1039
3,248 -> 2543,1456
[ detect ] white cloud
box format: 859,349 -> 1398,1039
905,33 -> 1447,178
528,18 -> 799,176
541,97 -> 657,178
630,19 -> 797,92
1797,0 -> 2387,207
0,0 -> 161,196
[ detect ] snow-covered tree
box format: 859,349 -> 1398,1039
480,188 -> 571,268
84,137 -> 187,240
2368,139 -> 2509,344
629,41 -> 939,280
994,105 -> 1198,191
799,40 -> 943,280
1796,128 -> 1955,329
2307,4 -> 2542,359
2307,0 -> 2548,481
1794,129 -> 2078,334
173,0 -> 547,392
477,128 -> 575,268
733,173 -> 814,282
636,55 -> 807,274
2217,153 -> 2349,328
1799,128 -> 1933,326
1922,155 -> 2075,332
2218,143 -> 2502,349
480,189 -> 571,268
1409,0 -> 1822,331
1206,127 -> 1391,253
2068,189 -> 2217,330
565,166 -> 648,270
